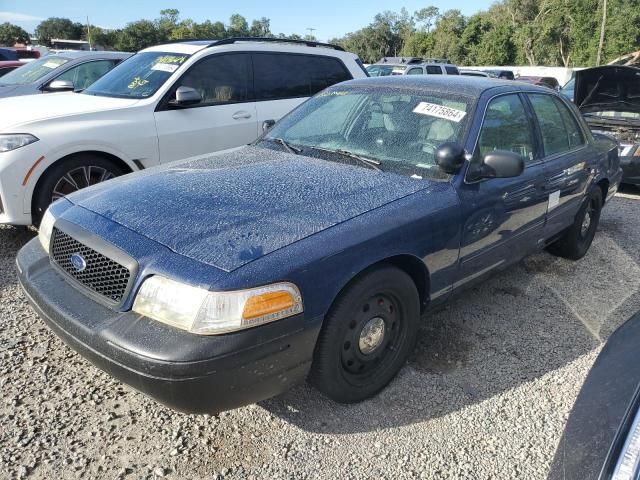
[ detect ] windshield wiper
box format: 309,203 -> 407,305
306,146 -> 382,171
266,137 -> 302,155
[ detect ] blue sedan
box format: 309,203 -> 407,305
17,76 -> 622,413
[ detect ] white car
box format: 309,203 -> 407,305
0,38 -> 367,225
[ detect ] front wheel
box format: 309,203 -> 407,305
546,186 -> 603,260
309,265 -> 420,403
32,154 -> 125,226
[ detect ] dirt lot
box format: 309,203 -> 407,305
1,188 -> 639,480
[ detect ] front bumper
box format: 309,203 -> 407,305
17,238 -> 319,414
621,155 -> 640,186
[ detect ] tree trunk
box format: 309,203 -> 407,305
596,0 -> 607,66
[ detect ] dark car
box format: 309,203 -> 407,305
575,65 -> 640,185
549,312 -> 640,480
17,76 -> 622,414
0,61 -> 25,77
0,47 -> 40,61
516,75 -> 560,90
0,51 -> 131,98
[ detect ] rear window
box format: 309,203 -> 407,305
445,66 -> 459,75
253,53 -> 352,101
426,66 -> 442,75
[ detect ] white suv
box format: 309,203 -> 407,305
0,38 -> 367,225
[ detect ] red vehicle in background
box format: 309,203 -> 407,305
0,61 -> 26,77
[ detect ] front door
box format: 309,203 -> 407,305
154,53 -> 258,163
454,93 -> 548,287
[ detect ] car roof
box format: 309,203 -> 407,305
0,61 -> 25,67
48,50 -> 131,60
338,75 -> 546,97
142,38 -> 348,56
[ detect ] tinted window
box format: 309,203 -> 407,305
426,65 -> 442,75
553,97 -> 585,148
529,94 -> 571,156
55,60 -> 116,90
478,94 -> 534,163
407,68 -> 423,75
253,53 -> 351,100
445,66 -> 459,75
176,54 -> 250,105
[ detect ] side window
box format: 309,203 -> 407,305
445,66 -> 459,75
478,94 -> 535,163
528,94 -> 571,156
407,67 -> 423,75
55,60 -> 115,90
253,53 -> 351,100
177,54 -> 251,106
426,65 -> 442,75
552,96 -> 585,148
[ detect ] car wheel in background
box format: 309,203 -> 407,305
32,154 -> 125,226
310,264 -> 420,403
546,186 -> 603,260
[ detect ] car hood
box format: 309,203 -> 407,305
0,92 -> 140,131
574,65 -> 640,115
68,146 -> 433,272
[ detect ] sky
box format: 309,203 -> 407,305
0,0 -> 492,41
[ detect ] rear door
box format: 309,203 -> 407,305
455,93 -> 548,286
154,53 -> 257,163
525,93 -> 591,238
252,53 -> 353,129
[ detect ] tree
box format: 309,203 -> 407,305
116,20 -> 161,51
0,22 -> 30,46
35,17 -> 84,46
228,14 -> 249,37
415,6 -> 440,32
250,17 -> 272,37
192,20 -> 227,39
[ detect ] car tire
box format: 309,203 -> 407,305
32,154 -> 125,226
546,186 -> 603,260
309,264 -> 420,403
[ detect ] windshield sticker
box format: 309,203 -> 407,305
151,63 -> 179,73
42,60 -> 64,69
128,77 -> 150,89
413,102 -> 466,122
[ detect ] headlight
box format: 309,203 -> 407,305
38,207 -> 55,253
0,134 -> 39,152
132,276 -> 303,335
612,406 -> 640,480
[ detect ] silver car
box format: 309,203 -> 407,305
0,51 -> 131,99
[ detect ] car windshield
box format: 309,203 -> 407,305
0,56 -> 69,85
366,65 -> 394,77
261,86 -> 472,179
83,51 -> 189,99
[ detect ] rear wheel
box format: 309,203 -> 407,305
32,154 -> 125,226
309,265 -> 420,403
546,186 -> 602,260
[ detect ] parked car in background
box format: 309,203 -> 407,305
0,51 -> 130,99
0,47 -> 40,61
549,312 -> 640,480
0,61 -> 25,77
0,38 -> 366,225
574,65 -> 640,185
18,76 -> 621,414
485,69 -> 515,80
367,57 -> 459,76
516,75 -> 560,90
459,69 -> 490,78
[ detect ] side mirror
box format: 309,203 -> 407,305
169,86 -> 202,107
262,119 -> 276,132
480,150 -> 525,178
45,79 -> 75,92
435,142 -> 466,174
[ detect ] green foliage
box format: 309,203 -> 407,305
0,22 -> 30,46
35,17 -> 84,47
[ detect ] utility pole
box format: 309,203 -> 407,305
86,16 -> 93,51
306,27 -> 316,39
596,0 -> 607,66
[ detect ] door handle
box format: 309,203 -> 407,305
232,111 -> 252,120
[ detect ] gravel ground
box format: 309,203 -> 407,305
1,189 -> 639,480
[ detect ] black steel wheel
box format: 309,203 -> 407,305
310,264 -> 420,403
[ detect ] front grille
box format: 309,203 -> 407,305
51,228 -> 131,303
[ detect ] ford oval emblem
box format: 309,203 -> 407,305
70,253 -> 87,272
